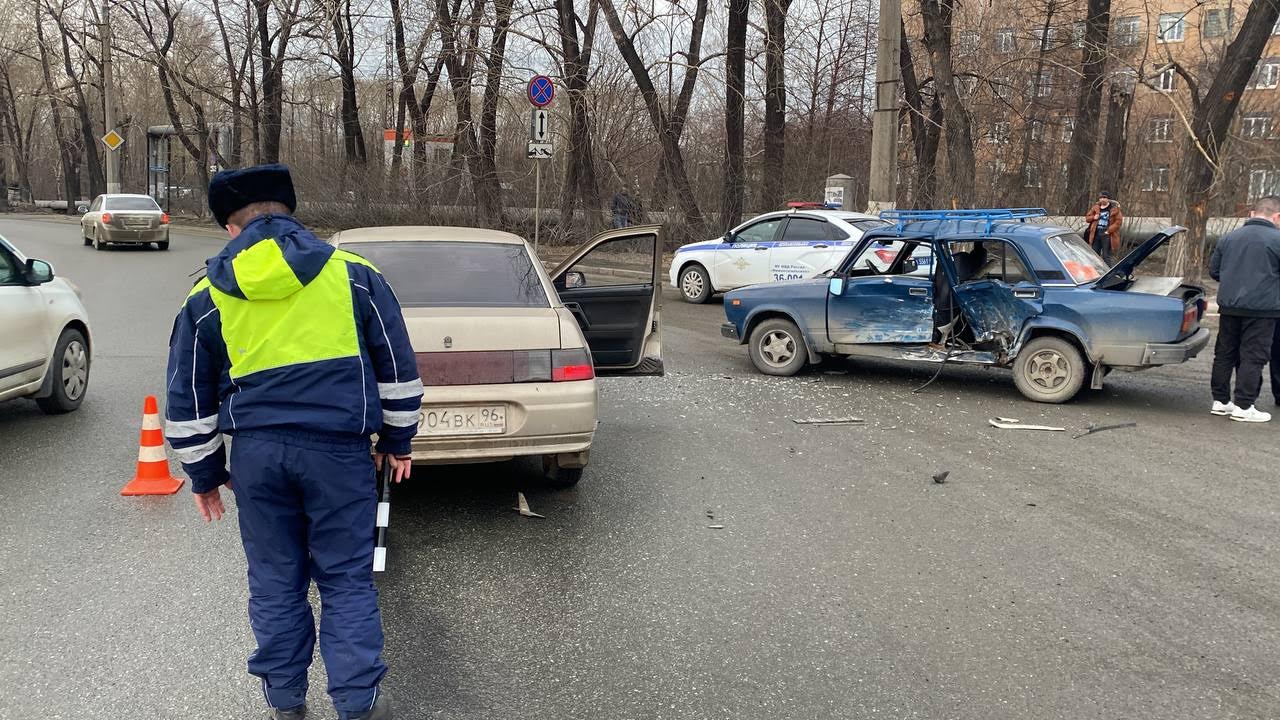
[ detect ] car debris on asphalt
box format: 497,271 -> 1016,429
513,492 -> 545,519
792,417 -> 865,426
1073,422 -> 1138,439
932,470 -> 950,484
988,417 -> 1066,431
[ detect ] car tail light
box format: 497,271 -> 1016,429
552,348 -> 594,382
160,213 -> 170,225
1181,304 -> 1198,334
513,350 -> 552,383
101,212 -> 112,224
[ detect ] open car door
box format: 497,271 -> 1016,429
551,225 -> 664,376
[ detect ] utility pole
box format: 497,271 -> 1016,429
101,0 -> 120,193
866,0 -> 901,213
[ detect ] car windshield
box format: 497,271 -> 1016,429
344,240 -> 550,308
1045,233 -> 1109,284
105,197 -> 161,211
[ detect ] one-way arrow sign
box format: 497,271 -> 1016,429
530,109 -> 549,143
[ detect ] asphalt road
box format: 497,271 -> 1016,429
1,215 -> 1278,719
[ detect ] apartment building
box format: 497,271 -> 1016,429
902,0 -> 1280,215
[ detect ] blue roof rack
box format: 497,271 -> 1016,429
879,208 -> 1047,234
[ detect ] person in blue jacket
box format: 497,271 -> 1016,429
164,164 -> 421,720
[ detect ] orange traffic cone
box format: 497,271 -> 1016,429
120,395 -> 185,496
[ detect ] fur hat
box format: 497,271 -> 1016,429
208,163 -> 297,228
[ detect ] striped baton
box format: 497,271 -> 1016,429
373,461 -> 393,572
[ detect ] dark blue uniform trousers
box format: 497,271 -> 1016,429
230,431 -> 386,718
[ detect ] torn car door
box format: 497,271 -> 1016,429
826,239 -> 934,344
551,225 -> 664,376
947,239 -> 1043,349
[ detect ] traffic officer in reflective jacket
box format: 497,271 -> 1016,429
164,164 -> 421,720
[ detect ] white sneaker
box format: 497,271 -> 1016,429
1230,406 -> 1272,423
1211,401 -> 1239,416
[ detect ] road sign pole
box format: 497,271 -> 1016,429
102,0 -> 120,194
535,160 -> 541,252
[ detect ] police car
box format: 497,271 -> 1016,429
670,204 -> 927,303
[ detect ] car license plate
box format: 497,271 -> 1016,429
420,405 -> 506,436
125,221 -> 150,229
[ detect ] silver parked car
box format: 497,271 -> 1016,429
80,194 -> 170,251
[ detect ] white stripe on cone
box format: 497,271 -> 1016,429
141,413 -> 162,431
138,445 -> 168,463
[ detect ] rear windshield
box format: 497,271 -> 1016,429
105,197 -> 161,211
1045,233 -> 1108,284
344,240 -> 550,308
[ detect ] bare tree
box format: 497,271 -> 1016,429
1064,0 -> 1111,212
919,0 -> 974,206
760,0 -> 790,210
255,0 -> 305,163
721,0 -> 747,227
1164,0 -> 1280,277
900,20 -> 941,208
555,0 -> 604,230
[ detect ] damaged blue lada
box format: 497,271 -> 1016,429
720,209 -> 1210,403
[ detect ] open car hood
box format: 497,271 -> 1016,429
1095,226 -> 1186,290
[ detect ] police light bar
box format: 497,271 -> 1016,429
785,201 -> 843,210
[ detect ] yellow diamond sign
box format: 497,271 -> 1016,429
101,130 -> 124,151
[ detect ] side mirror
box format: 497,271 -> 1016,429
25,259 -> 53,285
564,271 -> 586,289
724,231 -> 737,243
828,277 -> 845,296
902,258 -> 919,274
75,204 -> 89,214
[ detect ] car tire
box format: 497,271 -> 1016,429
748,318 -> 808,376
157,241 -> 170,250
678,264 -> 713,304
1013,336 -> 1085,404
542,456 -> 584,489
36,328 -> 90,415
82,228 -> 92,246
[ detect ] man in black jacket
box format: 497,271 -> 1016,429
1209,195 -> 1280,423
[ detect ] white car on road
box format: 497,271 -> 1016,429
0,235 -> 91,413
669,207 -> 893,303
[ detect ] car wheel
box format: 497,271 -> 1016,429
748,318 -> 808,376
678,264 -> 712,304
157,241 -> 170,250
1013,336 -> 1084,404
83,228 -> 92,246
36,329 -> 90,414
542,455 -> 584,489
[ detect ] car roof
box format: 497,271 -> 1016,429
864,218 -> 1068,243
332,225 -> 527,245
103,193 -> 158,199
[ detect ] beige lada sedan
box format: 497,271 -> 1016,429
331,225 -> 664,487
81,194 -> 170,250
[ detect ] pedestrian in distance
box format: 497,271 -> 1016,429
1208,195 -> 1280,423
164,164 -> 422,719
611,188 -> 633,229
1084,191 -> 1124,263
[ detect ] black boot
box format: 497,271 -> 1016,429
270,704 -> 307,720
348,691 -> 392,720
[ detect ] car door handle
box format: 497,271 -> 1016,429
1013,289 -> 1040,299
753,246 -> 768,251
812,244 -> 829,249
908,287 -> 928,297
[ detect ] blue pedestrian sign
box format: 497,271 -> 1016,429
528,75 -> 555,107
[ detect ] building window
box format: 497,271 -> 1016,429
992,77 -> 1013,103
1150,116 -> 1173,142
958,75 -> 978,97
1023,162 -> 1042,188
1157,67 -> 1177,91
1158,13 -> 1186,42
990,121 -> 1011,144
1114,16 -> 1141,45
1204,9 -> 1233,38
995,28 -> 1015,54
1250,168 -> 1280,201
1072,21 -> 1086,48
1256,60 -> 1280,89
1061,117 -> 1076,143
1143,166 -> 1170,192
1243,114 -> 1272,139
1030,119 -> 1045,142
957,30 -> 979,56
991,159 -> 1009,176
1034,26 -> 1058,50
1037,70 -> 1054,97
